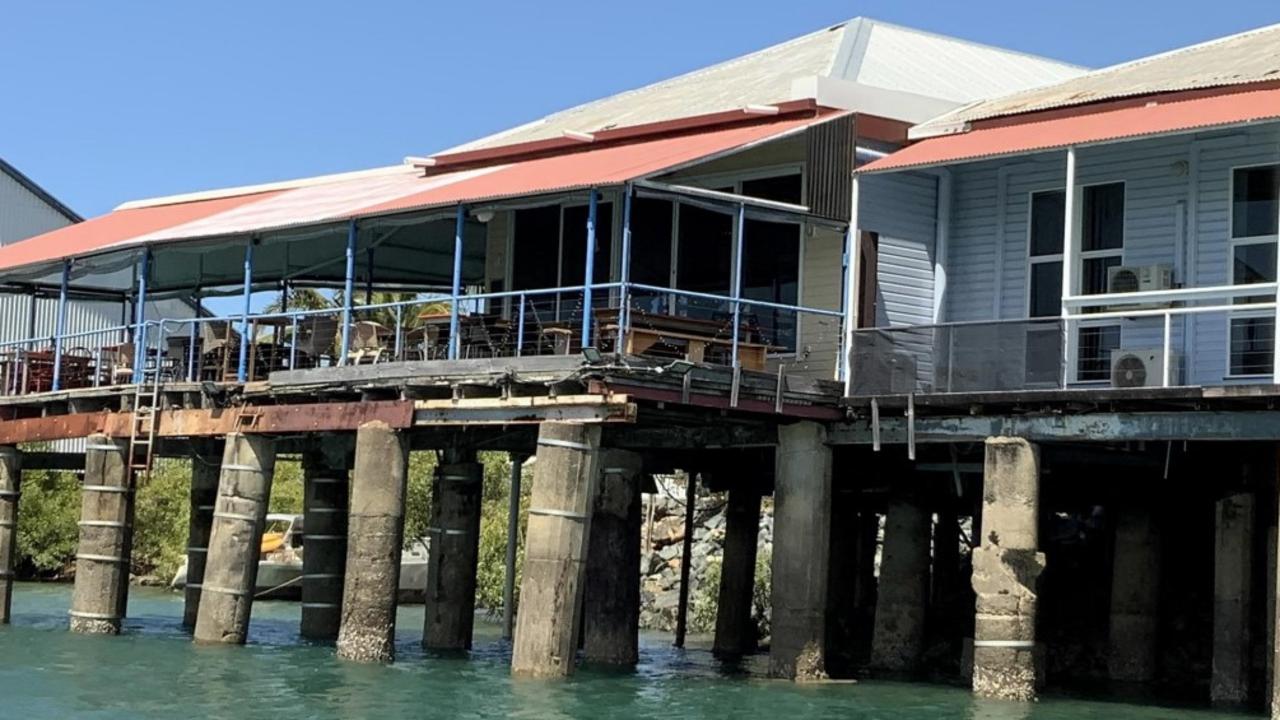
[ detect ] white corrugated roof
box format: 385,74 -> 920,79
447,18 -> 1084,152
912,21 -> 1280,138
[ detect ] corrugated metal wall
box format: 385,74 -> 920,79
0,169 -> 71,245
805,115 -> 853,221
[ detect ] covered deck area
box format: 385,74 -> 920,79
0,102 -> 853,399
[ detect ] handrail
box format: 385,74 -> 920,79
1063,282 -> 1278,308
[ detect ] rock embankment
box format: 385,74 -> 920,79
638,476 -> 772,638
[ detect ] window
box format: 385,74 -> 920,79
1026,184 -> 1125,383
1229,165 -> 1280,376
1028,190 -> 1064,318
1076,183 -> 1124,381
511,207 -> 560,291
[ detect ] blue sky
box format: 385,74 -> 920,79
2,1 -> 1277,219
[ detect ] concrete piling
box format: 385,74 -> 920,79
971,437 -> 1045,702
182,442 -> 221,629
713,482 -> 763,658
0,446 -> 21,624
301,442 -> 351,641
1212,492 -> 1254,706
769,421 -> 832,681
1108,508 -> 1161,683
871,497 -> 930,674
423,447 -> 483,651
582,449 -> 644,665
193,433 -> 277,645
511,422 -> 601,678
69,435 -> 133,635
337,421 -> 409,663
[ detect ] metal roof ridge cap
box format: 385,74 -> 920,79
417,100 -> 824,173
115,164 -> 418,212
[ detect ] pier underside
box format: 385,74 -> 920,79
9,360 -> 1280,714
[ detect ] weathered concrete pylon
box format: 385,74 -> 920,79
193,433 -> 277,644
769,421 -> 832,681
300,440 -> 351,640
182,441 -> 221,629
423,447 -> 483,651
511,422 -> 601,678
971,436 -> 1044,701
336,421 -> 409,663
0,446 -> 21,624
69,435 -> 133,635
582,449 -> 644,665
714,482 -> 763,658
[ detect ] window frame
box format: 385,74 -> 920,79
1225,162 -> 1280,379
1023,181 -> 1127,385
670,164 -> 807,356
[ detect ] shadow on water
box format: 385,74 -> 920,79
0,582 -> 1261,720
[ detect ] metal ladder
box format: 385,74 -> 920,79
128,347 -> 164,482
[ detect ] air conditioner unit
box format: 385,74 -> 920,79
1110,348 -> 1180,388
1107,264 -> 1173,296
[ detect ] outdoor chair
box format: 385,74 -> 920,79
293,316 -> 339,368
200,321 -> 241,381
347,321 -> 389,365
109,344 -> 135,386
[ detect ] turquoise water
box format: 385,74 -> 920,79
0,582 -> 1253,719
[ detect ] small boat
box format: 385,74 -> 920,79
171,513 -> 430,603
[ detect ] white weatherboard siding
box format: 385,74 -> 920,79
935,122 -> 1280,385
861,171 -> 937,328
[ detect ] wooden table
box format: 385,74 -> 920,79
597,308 -> 772,371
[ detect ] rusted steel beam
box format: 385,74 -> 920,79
606,383 -> 843,421
0,401 -> 415,445
0,413 -> 109,445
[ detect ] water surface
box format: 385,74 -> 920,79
0,583 -> 1253,719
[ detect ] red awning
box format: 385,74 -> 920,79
0,106 -> 846,277
860,86 -> 1280,174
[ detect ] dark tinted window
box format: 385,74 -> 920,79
1082,183 -> 1125,251
511,206 -> 560,291
1029,261 -> 1062,318
741,174 -> 802,205
1233,166 -> 1279,238
1030,191 -> 1065,257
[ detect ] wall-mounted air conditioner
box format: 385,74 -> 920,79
1106,264 -> 1174,306
1110,348 -> 1180,388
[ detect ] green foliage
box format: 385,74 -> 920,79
474,453 -> 530,613
268,459 -> 304,515
753,546 -> 772,640
14,467 -> 80,577
403,451 -> 438,547
690,556 -> 722,634
132,459 -> 192,582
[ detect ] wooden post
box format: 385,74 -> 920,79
511,422 -> 601,678
674,471 -> 697,648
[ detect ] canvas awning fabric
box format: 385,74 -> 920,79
0,106 -> 847,292
859,85 -> 1280,174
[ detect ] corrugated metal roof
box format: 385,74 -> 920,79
0,108 -> 847,276
860,86 -> 1280,174
447,17 -> 1083,153
912,22 -> 1280,138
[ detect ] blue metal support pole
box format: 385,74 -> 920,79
132,250 -> 151,384
580,190 -> 598,347
448,205 -> 466,360
619,184 -> 634,343
339,220 -> 357,365
365,248 -> 375,306
236,240 -> 254,382
730,203 -> 746,367
51,260 -> 71,391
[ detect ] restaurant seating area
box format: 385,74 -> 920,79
0,292 -> 793,395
